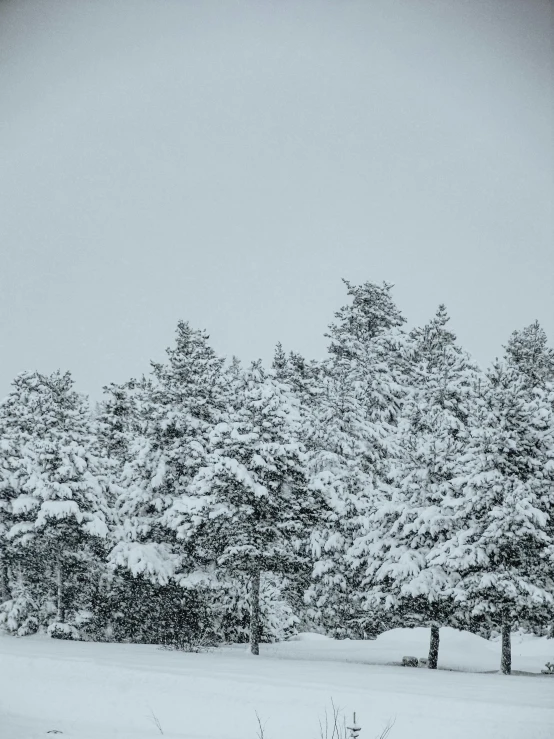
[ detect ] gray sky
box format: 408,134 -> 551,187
1,0 -> 552,401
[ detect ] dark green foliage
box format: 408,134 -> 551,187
83,570 -> 214,646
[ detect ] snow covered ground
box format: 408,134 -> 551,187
1,627 -> 553,739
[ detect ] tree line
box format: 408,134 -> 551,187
1,280 -> 553,674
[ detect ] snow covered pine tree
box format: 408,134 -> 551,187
430,359 -> 554,674
2,371 -> 109,637
308,280 -> 408,638
0,391 -> 22,605
504,321 -> 554,390
352,306 -> 482,667
109,323 -> 228,615
167,360 -> 324,654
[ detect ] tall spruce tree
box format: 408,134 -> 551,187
0,450 -> 13,603
3,371 -> 109,632
0,389 -> 27,604
0,376 -> 43,630
109,321 -> 227,586
307,280 -> 408,637
351,307 -> 482,665
166,361 -> 322,654
306,359 -> 384,636
429,360 -> 554,674
271,346 -> 324,627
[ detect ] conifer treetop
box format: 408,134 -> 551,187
327,280 -> 406,358
504,321 -> 554,389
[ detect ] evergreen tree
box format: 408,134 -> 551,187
0,377 -> 45,629
206,571 -> 300,644
167,361 -> 322,654
2,371 -> 109,634
504,321 -> 554,389
0,391 -> 25,604
328,280 -> 406,355
351,307 -> 482,665
272,346 -> 322,410
109,321 -> 228,587
95,380 -> 141,464
430,361 -> 554,674
306,360 -> 382,637
327,280 -> 407,426
272,346 -> 324,483
307,280 -> 408,638
0,452 -> 12,603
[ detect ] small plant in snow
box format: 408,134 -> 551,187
317,701 -> 394,739
346,712 -> 361,739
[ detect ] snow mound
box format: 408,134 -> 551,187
511,635 -> 554,660
376,626 -> 493,652
270,626 -> 548,673
374,627 -> 497,669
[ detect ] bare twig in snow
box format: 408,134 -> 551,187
330,698 -> 345,739
148,708 -> 164,735
255,710 -> 268,739
376,717 -> 396,739
318,700 -> 348,739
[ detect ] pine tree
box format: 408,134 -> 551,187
272,346 -> 324,482
430,361 -> 554,674
328,280 -> 406,355
504,321 -> 554,390
352,307 -> 482,665
271,346 -> 324,628
95,380 -> 141,464
272,346 -> 322,406
3,371 -> 109,633
306,361 -> 381,636
0,393 -> 24,604
209,571 -> 300,643
0,378 -> 42,629
109,322 -> 228,587
307,281 -> 408,638
327,280 -> 407,426
167,361 -> 322,654
0,452 -> 12,603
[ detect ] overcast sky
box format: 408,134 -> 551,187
1,0 -> 552,401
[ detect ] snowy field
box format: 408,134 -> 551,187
1,628 -> 553,739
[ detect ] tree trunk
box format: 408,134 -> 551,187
249,567 -> 261,656
0,556 -> 10,603
57,556 -> 65,623
501,615 -> 512,675
428,623 -> 440,670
